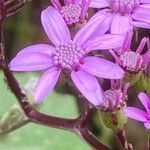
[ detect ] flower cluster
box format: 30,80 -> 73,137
110,33 -> 150,73
88,0 -> 150,34
10,6 -> 125,106
9,1 -> 150,146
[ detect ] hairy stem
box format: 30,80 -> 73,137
147,138 -> 150,150
0,119 -> 30,136
0,26 -> 110,149
79,128 -> 110,150
0,0 -> 6,25
146,132 -> 150,150
115,130 -> 134,150
6,0 -> 32,17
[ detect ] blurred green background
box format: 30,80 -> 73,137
0,71 -> 91,150
0,0 -> 149,150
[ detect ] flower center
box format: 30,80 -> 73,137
53,41 -> 85,69
60,4 -> 81,25
110,0 -> 139,14
119,51 -> 143,72
102,89 -> 124,110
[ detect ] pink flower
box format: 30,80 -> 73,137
125,92 -> 150,129
10,6 -> 124,106
84,0 -> 150,34
51,0 -> 90,25
109,33 -> 150,73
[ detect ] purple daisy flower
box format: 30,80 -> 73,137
125,92 -> 150,129
10,6 -> 124,106
82,0 -> 150,34
51,0 -> 90,25
109,33 -> 150,73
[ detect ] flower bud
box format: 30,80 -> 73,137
98,81 -> 129,131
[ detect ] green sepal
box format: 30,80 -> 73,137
100,108 -> 127,132
134,72 -> 150,94
123,71 -> 142,87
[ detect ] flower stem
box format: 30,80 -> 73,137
6,0 -> 32,17
0,104 -> 30,136
115,130 -> 134,150
147,138 -> 150,150
146,132 -> 150,150
79,128 -> 110,150
0,27 -> 110,150
0,0 -> 6,25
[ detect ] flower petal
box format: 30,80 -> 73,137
71,69 -> 103,106
41,6 -> 71,45
124,107 -> 148,122
133,21 -> 150,29
140,0 -> 150,3
80,56 -> 124,79
17,44 -> 55,56
138,92 -> 150,112
35,67 -> 61,103
144,123 -> 150,129
111,14 -> 133,34
140,4 -> 150,9
10,52 -> 53,71
84,34 -> 124,52
132,7 -> 150,24
89,0 -> 109,8
73,9 -> 113,47
75,0 -> 109,8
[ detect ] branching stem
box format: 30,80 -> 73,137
115,130 -> 134,150
0,24 -> 110,149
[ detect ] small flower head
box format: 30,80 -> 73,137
125,92 -> 150,129
110,33 -> 150,73
53,40 -> 85,69
110,0 -> 139,15
100,80 -> 129,111
99,80 -> 129,131
119,51 -> 143,72
61,4 -> 81,25
51,0 -> 89,25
